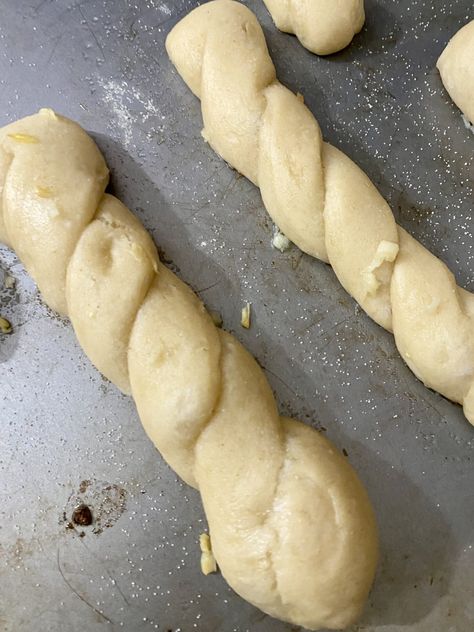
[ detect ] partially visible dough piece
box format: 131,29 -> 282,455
437,20 -> 474,124
262,0 -> 365,55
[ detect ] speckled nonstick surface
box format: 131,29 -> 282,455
1,1 -> 473,630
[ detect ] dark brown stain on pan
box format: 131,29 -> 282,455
64,478 -> 127,536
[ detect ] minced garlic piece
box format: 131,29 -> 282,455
8,133 -> 39,144
241,302 -> 251,329
272,226 -> 291,252
364,240 -> 399,296
200,533 -> 212,553
0,316 -> 12,334
36,185 -> 53,198
364,271 -> 380,296
39,108 -> 57,120
201,553 -> 217,575
47,206 -> 60,219
200,533 -> 217,575
130,241 -> 159,273
131,241 -> 144,260
4,275 -> 15,289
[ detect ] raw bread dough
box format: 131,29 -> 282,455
437,20 -> 474,124
262,0 -> 365,54
0,109 -> 378,631
166,0 -> 474,426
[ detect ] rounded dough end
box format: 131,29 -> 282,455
437,20 -> 474,124
263,0 -> 365,56
0,110 -> 108,314
265,417 -> 378,630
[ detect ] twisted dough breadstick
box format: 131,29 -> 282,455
437,20 -> 474,125
262,0 -> 365,54
166,0 -> 474,426
0,109 -> 378,630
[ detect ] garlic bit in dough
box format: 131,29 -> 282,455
200,533 -> 217,575
39,107 -> 58,120
36,185 -> 54,199
0,316 -> 12,334
7,132 -> 39,144
241,302 -> 251,328
363,240 -> 399,297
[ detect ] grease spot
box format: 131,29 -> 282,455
64,479 -> 127,536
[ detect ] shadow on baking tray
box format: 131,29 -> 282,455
85,134 -> 462,629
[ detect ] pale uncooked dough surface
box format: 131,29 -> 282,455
262,0 -> 365,55
0,109 -> 378,631
166,0 -> 474,426
437,20 -> 474,124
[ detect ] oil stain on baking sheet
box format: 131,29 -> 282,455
63,478 -> 128,536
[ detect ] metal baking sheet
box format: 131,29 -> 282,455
1,1 -> 473,630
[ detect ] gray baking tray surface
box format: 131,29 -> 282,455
0,1 -> 473,631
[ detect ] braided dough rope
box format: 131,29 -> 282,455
166,0 -> 474,426
437,20 -> 474,125
262,0 -> 365,55
0,109 -> 378,631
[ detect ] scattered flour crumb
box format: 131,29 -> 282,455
98,78 -> 163,147
148,0 -> 171,14
158,2 -> 171,15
